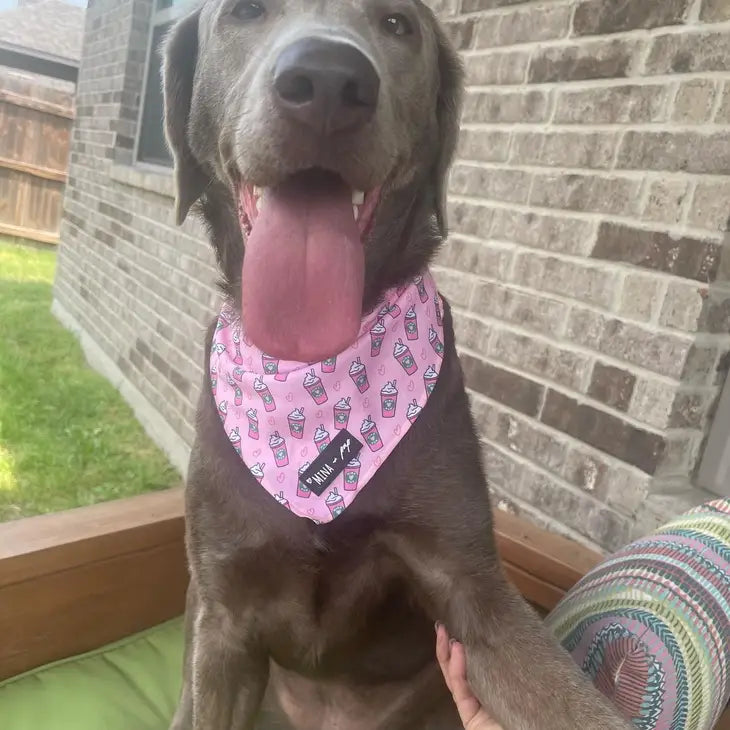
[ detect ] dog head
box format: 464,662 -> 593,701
163,0 -> 462,361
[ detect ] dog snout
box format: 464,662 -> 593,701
273,38 -> 379,136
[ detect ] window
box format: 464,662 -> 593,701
136,1 -> 188,166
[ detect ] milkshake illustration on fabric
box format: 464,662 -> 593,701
210,271 -> 445,524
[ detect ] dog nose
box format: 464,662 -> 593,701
273,38 -> 379,135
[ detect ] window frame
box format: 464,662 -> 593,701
133,2 -> 189,170
697,374 -> 730,498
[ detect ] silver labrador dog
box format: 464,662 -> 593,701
162,1 -> 632,729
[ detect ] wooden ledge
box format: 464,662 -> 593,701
0,489 -> 187,681
0,489 -> 601,681
493,510 -> 603,611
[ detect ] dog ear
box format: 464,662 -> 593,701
431,22 -> 464,238
162,10 -> 209,225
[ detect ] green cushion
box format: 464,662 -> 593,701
0,618 -> 183,730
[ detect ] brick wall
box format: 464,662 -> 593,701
53,0 -> 219,471
434,0 -> 730,549
54,0 -> 730,551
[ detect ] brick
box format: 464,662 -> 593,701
715,83 -> 730,123
554,84 -> 668,124
528,39 -> 641,84
698,289 -> 730,334
562,447 -> 608,496
461,353 -> 545,416
603,467 -> 652,517
567,308 -> 692,378
449,164 -> 531,204
424,0 -> 459,15
447,200 -> 495,237
529,173 -> 640,217
456,129 -> 511,163
452,311 -> 492,353
592,222 -> 722,282
700,0 -> 730,21
464,49 -> 529,85
682,344 -> 722,385
562,447 -> 650,515
618,273 -> 662,323
481,444 -> 525,496
432,268 -> 474,308
618,131 -> 730,176
670,390 -> 715,429
476,5 -> 571,48
512,254 -> 617,310
462,90 -> 550,124
442,18 -> 475,49
672,80 -> 718,123
628,377 -> 677,430
573,0 -> 690,35
436,238 -> 513,280
645,32 -> 730,75
65,210 -> 87,232
659,281 -> 706,331
510,131 -> 618,170
642,179 -> 689,225
541,389 -> 666,474
471,398 -> 567,475
471,280 -> 568,338
688,181 -> 730,233
461,0 -> 526,10
488,328 -> 591,391
509,464 -> 633,551
491,209 -> 594,256
655,432 -> 699,477
588,362 -> 636,411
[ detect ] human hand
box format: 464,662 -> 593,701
436,623 -> 505,730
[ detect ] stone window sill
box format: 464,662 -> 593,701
110,163 -> 174,199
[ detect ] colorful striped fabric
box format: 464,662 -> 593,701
546,499 -> 730,730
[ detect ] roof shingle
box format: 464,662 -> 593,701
0,0 -> 85,63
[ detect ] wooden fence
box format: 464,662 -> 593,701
0,69 -> 74,246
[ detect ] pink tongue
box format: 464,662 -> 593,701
241,172 -> 364,363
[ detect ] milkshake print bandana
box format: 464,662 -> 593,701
210,270 -> 445,524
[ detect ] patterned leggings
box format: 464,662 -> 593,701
546,499 -> 730,730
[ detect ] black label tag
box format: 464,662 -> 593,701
300,429 -> 363,496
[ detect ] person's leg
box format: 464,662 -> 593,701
545,498 -> 730,730
437,498 -> 730,730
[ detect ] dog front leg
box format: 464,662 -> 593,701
190,603 -> 268,730
391,537 -> 631,730
170,582 -> 197,730
441,579 -> 631,730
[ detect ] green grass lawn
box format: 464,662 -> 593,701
0,240 -> 179,521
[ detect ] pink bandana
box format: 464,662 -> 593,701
210,271 -> 445,523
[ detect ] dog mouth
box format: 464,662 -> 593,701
238,168 -> 381,238
237,168 -> 382,363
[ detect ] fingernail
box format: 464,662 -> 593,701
449,638 -> 457,646
434,621 -> 442,633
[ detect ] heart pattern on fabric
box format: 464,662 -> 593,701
210,271 -> 445,524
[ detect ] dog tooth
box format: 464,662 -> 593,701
353,206 -> 360,221
352,190 -> 365,205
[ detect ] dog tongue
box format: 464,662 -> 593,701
241,172 -> 364,363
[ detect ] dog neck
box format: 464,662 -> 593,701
209,269 -> 445,523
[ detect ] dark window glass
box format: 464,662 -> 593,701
137,22 -> 173,166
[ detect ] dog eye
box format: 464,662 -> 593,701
231,1 -> 265,21
381,13 -> 413,37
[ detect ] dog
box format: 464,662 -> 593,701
162,2 -> 631,729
